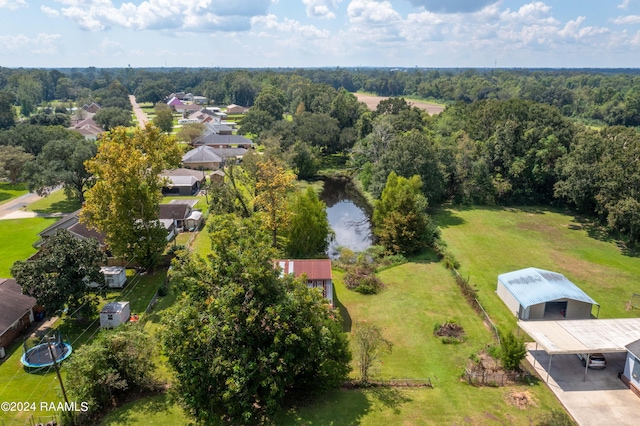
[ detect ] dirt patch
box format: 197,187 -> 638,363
505,390 -> 537,410
354,93 -> 445,115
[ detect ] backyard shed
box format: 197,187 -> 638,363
275,259 -> 333,307
101,266 -> 127,288
100,302 -> 131,328
497,267 -> 599,320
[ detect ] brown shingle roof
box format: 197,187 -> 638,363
0,279 -> 37,333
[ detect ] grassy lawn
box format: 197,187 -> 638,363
99,255 -> 563,425
25,190 -> 82,214
435,205 -> 640,332
0,217 -> 58,276
0,269 -> 167,424
0,182 -> 28,205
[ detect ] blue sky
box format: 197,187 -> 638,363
1,0 -> 640,68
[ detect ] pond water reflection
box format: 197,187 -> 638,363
320,177 -> 373,258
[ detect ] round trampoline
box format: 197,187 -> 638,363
21,338 -> 72,369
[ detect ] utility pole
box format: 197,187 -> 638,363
47,336 -> 69,405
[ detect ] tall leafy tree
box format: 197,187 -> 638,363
254,159 -> 296,247
81,125 -> 181,266
24,138 -> 97,202
252,84 -> 287,121
163,215 -> 351,424
94,107 -> 132,130
152,102 -> 173,133
0,90 -> 16,130
11,230 -> 106,319
0,145 -> 33,184
285,187 -> 331,258
373,172 -> 439,255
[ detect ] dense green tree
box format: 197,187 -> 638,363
81,125 -> 181,266
253,84 -> 287,121
152,102 -> 173,133
94,107 -> 132,130
28,112 -> 70,127
64,325 -> 158,424
373,172 -> 438,255
237,108 -> 275,136
163,215 -> 351,424
0,91 -> 16,129
286,140 -> 321,179
293,112 -> 341,153
24,138 -> 96,202
0,124 -> 83,156
285,187 -> 331,258
330,88 -> 366,129
370,129 -> 445,201
0,145 -> 33,184
15,75 -> 43,117
11,230 -> 106,319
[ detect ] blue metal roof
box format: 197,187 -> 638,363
498,267 -> 599,309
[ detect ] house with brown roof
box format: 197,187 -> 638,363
70,117 -> 105,141
159,200 -> 202,232
275,259 -> 334,307
0,278 -> 37,353
36,210 -> 106,249
226,104 -> 247,114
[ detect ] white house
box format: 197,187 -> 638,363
101,266 -> 127,288
100,301 -> 131,329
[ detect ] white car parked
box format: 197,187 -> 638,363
577,353 -> 606,369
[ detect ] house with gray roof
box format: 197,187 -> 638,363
182,145 -> 223,170
193,133 -> 253,149
161,168 -> 206,196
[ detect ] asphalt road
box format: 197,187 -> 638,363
129,95 -> 149,128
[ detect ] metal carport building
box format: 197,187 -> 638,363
519,318 -> 640,382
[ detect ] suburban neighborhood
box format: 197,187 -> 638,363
1,66 -> 640,426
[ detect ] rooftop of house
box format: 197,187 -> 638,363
0,278 -> 37,332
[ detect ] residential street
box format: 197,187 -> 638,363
129,95 -> 149,127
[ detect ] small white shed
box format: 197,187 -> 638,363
100,301 -> 131,329
101,266 -> 127,288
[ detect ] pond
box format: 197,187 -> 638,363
319,177 -> 373,258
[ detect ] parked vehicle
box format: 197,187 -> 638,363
577,353 -> 606,369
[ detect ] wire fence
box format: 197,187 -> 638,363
463,368 -> 530,387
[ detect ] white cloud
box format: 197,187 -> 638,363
347,0 -> 401,24
302,0 -> 338,19
41,5 -> 60,16
0,33 -> 61,54
406,0 -> 497,14
0,0 -> 27,10
611,15 -> 640,25
48,0 -> 271,32
618,0 -> 631,10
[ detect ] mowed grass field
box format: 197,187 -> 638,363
435,205 -> 640,331
0,217 -> 58,276
101,253 -> 564,425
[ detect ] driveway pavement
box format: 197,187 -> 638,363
526,343 -> 640,425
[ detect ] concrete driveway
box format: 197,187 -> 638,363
526,343 -> 640,425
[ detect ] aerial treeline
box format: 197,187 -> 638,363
2,66 -> 640,125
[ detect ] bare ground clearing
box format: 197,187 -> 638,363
354,93 -> 445,115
